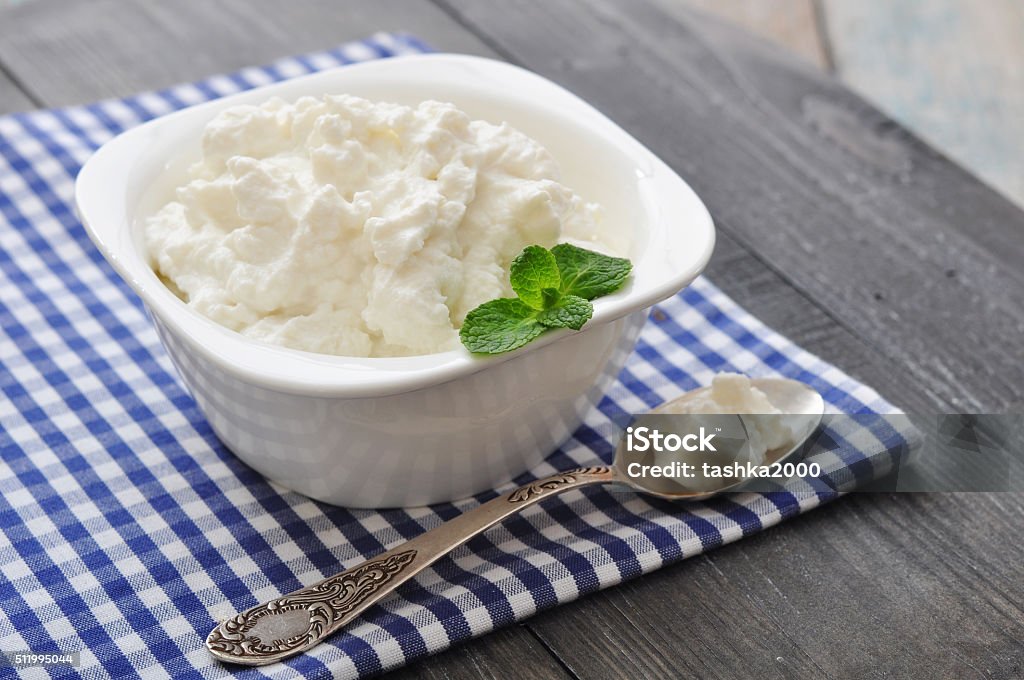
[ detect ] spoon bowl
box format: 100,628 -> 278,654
610,377 -> 825,501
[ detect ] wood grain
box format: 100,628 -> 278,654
0,0 -> 494,105
390,624 -> 573,680
0,66 -> 35,113
823,0 -> 1024,209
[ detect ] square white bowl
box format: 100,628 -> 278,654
76,54 -> 714,507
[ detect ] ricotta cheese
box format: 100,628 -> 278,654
145,94 -> 608,357
662,372 -> 797,464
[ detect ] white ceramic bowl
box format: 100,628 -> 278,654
75,54 -> 715,508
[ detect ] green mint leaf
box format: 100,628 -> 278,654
551,243 -> 633,300
510,245 -> 561,310
459,243 -> 633,355
536,295 -> 593,330
459,298 -> 546,354
540,287 -> 561,309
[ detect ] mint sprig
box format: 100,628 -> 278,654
460,244 -> 632,354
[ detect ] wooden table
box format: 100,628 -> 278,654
2,1 -> 1022,677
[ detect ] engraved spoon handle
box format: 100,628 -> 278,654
206,466 -> 616,666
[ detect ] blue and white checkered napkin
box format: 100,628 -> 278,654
0,33 -> 914,679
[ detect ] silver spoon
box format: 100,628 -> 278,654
207,377 -> 824,666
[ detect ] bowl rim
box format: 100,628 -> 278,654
75,53 -> 715,398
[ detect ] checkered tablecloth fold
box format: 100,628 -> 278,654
0,33 -> 913,679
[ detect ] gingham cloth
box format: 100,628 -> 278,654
0,33 -> 915,679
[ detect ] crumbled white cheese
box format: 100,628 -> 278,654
662,372 -> 796,463
146,94 -> 607,357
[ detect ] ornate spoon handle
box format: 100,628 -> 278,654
206,466 -> 615,666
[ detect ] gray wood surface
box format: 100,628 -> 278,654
0,0 -> 494,104
1,0 -> 1022,678
0,64 -> 36,113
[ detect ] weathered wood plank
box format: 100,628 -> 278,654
0,64 -> 36,113
0,0 -> 495,106
707,230 -> 940,414
823,0 -> 1024,209
439,0 -> 1024,413
526,491 -> 1024,679
661,0 -> 831,70
391,624 -> 573,680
